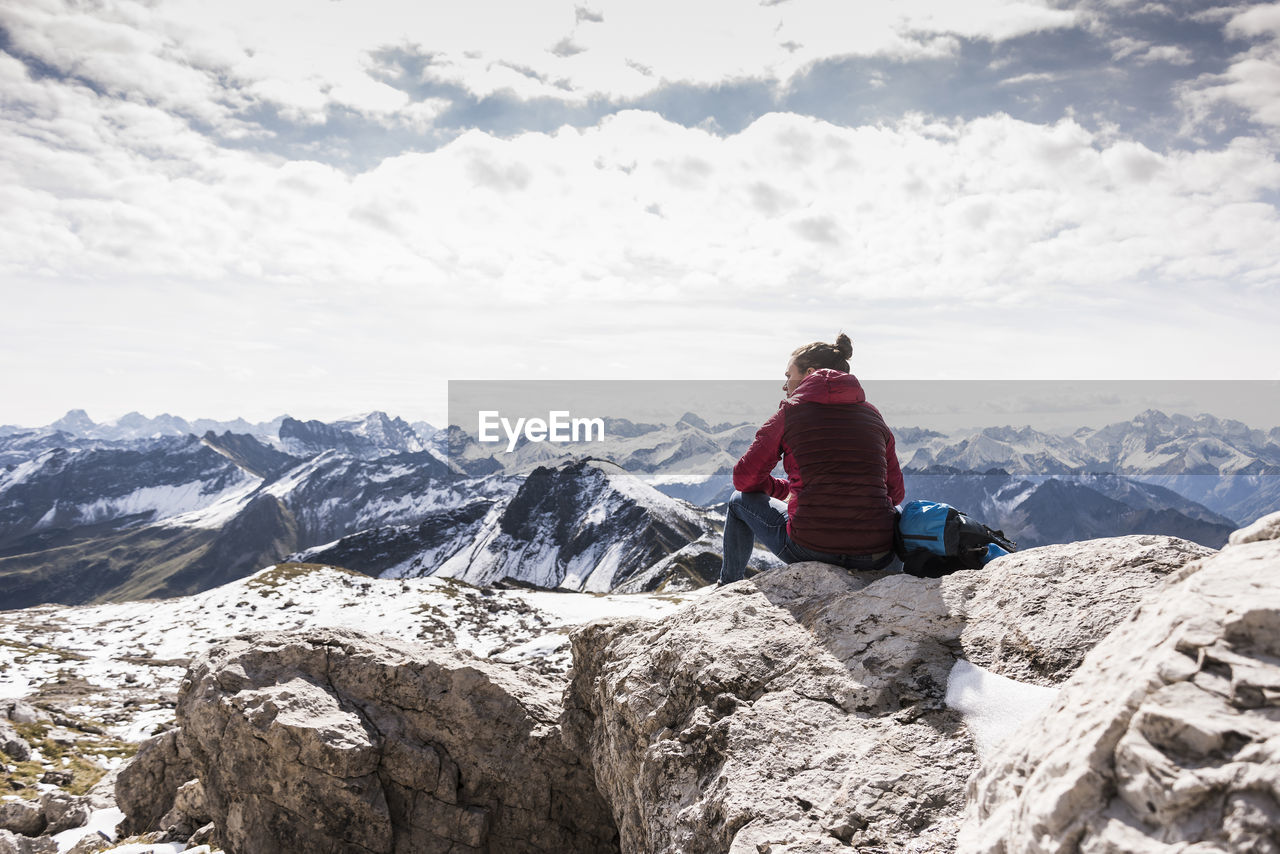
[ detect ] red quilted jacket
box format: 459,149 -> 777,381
732,369 -> 905,554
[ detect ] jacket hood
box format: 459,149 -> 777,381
788,368 -> 866,405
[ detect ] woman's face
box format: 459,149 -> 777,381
784,360 -> 812,395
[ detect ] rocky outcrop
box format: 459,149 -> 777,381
562,535 -> 1210,853
38,793 -> 90,835
84,768 -> 120,812
566,564 -> 974,853
947,535 -> 1215,685
960,512 -> 1280,852
1,701 -> 40,725
175,629 -> 617,854
0,722 -> 30,763
115,728 -> 195,837
141,530 -> 1254,854
0,702 -> 37,765
114,769 -> 210,848
0,830 -> 56,854
0,792 -> 91,844
1229,508 -> 1280,545
0,802 -> 44,838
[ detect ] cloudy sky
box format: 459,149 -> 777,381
2,0 -> 1279,428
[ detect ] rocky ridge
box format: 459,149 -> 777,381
96,521 -> 1280,854
0,563 -> 697,852
5,514 -> 1277,853
960,518 -> 1280,852
179,632 -> 616,854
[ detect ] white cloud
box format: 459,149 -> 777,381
1133,44 -> 1195,65
1110,37 -> 1194,65
1224,2 -> 1280,35
1189,5 -> 1253,25
0,0 -> 1082,126
2,2 -> 1278,423
0,0 -> 247,129
998,71 -> 1062,86
5,47 -> 1279,307
1109,35 -> 1150,60
412,0 -> 1079,98
1182,2 -> 1280,127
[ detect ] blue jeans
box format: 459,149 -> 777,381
718,490 -> 894,584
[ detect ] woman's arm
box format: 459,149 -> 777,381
885,428 -> 905,505
732,408 -> 790,500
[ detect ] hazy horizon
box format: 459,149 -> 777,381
8,379 -> 1280,436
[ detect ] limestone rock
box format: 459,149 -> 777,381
156,779 -> 209,842
0,722 -> 30,762
187,821 -> 217,848
0,829 -> 56,854
1228,509 -> 1280,545
959,532 -> 1280,853
83,768 -> 119,811
136,533 -> 1225,854
39,792 -> 90,835
177,627 -> 617,854
565,562 -> 976,854
563,533 -> 1210,854
1,702 -> 40,726
114,728 -> 195,837
0,800 -> 44,838
947,535 -> 1214,685
0,792 -> 90,839
65,833 -> 112,854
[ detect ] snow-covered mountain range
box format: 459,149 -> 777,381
0,409 -> 437,451
0,407 -> 1275,609
294,459 -> 707,592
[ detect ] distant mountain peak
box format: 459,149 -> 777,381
279,412 -> 424,458
51,409 -> 96,433
677,412 -> 710,431
1132,409 -> 1172,426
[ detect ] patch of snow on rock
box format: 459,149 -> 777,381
945,659 -> 1059,760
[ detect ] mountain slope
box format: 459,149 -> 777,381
279,412 -> 426,458
901,469 -> 1236,549
1006,479 -> 1235,548
0,437 -> 259,549
0,523 -> 217,608
431,459 -> 706,591
290,500 -> 497,579
200,431 -> 299,479
0,438 -> 507,606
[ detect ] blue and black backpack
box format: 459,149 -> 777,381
894,500 -> 1017,578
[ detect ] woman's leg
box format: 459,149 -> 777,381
718,491 -> 790,584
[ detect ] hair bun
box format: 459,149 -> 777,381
834,332 -> 853,360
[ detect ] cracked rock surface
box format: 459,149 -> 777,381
0,829 -> 56,854
565,563 -> 977,854
115,728 -> 195,837
959,520 -> 1280,853
563,535 -> 1211,854
156,533 -> 1218,854
947,535 -> 1215,686
176,628 -> 617,854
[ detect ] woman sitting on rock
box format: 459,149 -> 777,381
718,332 -> 905,585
